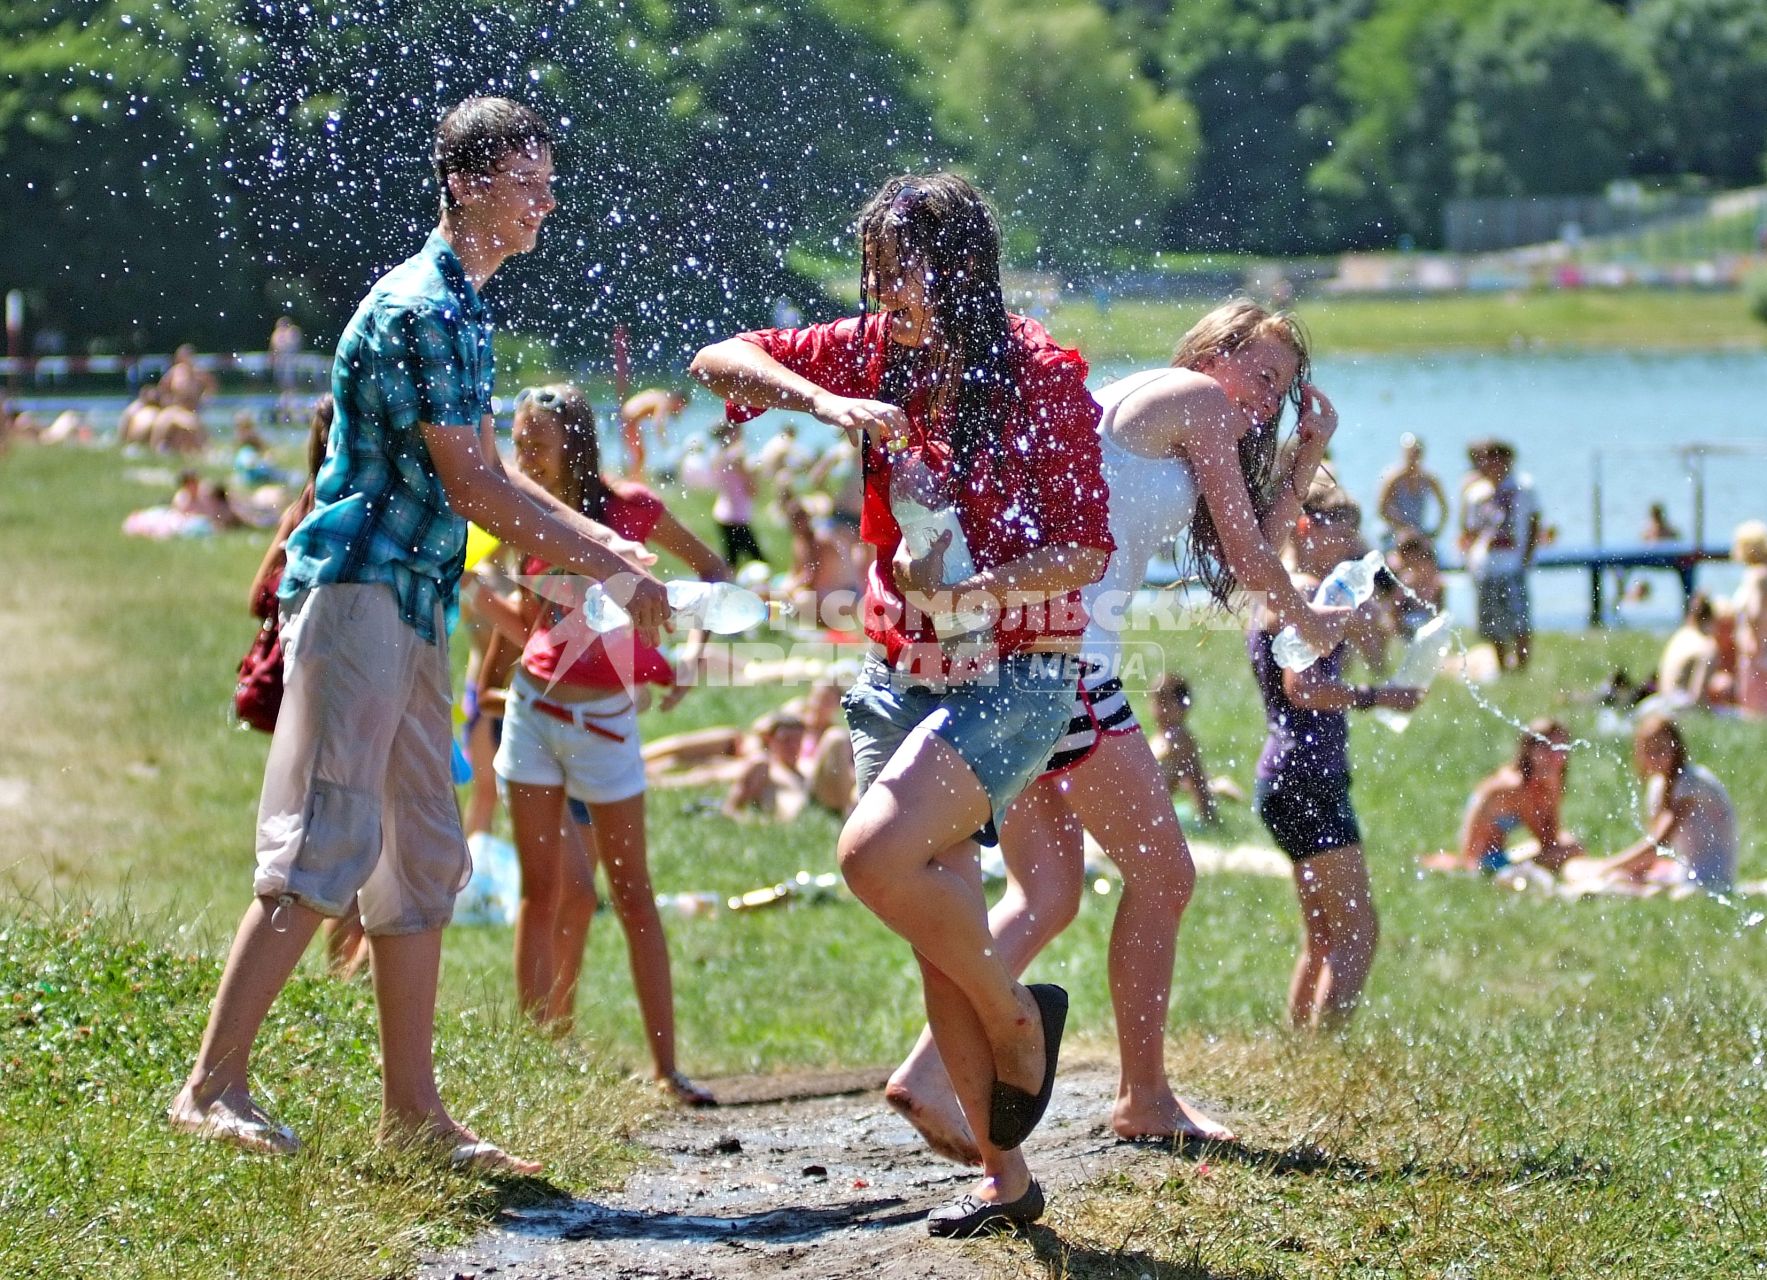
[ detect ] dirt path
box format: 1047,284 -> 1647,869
420,1058 -> 1164,1280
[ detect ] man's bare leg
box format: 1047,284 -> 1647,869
169,896 -> 323,1153
371,928 -> 541,1175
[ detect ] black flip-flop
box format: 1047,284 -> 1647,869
925,1178 -> 1045,1238
986,982 -> 1066,1151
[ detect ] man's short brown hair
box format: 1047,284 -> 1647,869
433,97 -> 553,209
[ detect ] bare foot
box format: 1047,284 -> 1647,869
1419,851 -> 1470,874
657,1071 -> 718,1108
167,1084 -> 300,1155
884,1061 -> 981,1167
1112,1089 -> 1236,1144
381,1119 -> 542,1176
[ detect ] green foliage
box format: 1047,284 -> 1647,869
1156,0 -> 1373,253
1446,0 -> 1658,198
7,0 -> 1767,349
1632,0 -> 1767,184
919,0 -> 1199,269
1747,271 -> 1767,327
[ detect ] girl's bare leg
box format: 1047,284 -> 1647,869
372,927 -> 541,1175
321,896 -> 368,979
916,855 -> 1031,1205
545,811 -> 599,1029
1289,846 -> 1378,1030
507,782 -> 570,1020
839,725 -> 1048,1105
885,780 -> 1084,1165
463,714 -> 501,837
1061,734 -> 1232,1140
587,793 -> 683,1081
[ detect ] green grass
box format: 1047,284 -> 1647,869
4,445 -> 1767,1276
1046,288 -> 1767,364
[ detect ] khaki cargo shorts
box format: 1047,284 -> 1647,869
253,583 -> 469,935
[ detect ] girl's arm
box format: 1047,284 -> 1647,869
1168,394 -> 1346,654
1281,661 -> 1419,714
1424,474 -> 1450,537
1605,803 -> 1680,878
646,507 -> 731,583
689,338 -> 906,445
246,493 -> 310,613
1258,384 -> 1337,550
466,579 -> 532,649
898,540 -> 1108,609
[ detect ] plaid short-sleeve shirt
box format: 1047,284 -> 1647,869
280,230 -> 494,643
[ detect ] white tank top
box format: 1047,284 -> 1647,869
1081,370 -> 1200,664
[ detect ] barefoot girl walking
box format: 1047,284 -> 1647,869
495,383 -> 726,1103
884,299 -> 1350,1161
692,173 -> 1114,1236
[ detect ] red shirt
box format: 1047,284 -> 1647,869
521,481 -> 676,690
727,313 -> 1113,667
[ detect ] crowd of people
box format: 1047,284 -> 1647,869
12,96 -> 1754,1242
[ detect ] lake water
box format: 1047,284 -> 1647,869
25,349 -> 1766,630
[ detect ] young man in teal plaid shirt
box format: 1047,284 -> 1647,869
170,98 -> 670,1173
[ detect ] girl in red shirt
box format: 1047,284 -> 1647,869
492,383 -> 727,1106
692,174 -> 1113,1238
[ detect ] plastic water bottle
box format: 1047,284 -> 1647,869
1373,612 -> 1452,733
665,580 -> 770,632
887,442 -> 982,642
1271,549 -> 1385,672
576,580 -> 774,635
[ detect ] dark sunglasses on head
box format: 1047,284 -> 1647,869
888,183 -> 927,219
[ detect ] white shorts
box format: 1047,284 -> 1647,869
494,674 -> 647,806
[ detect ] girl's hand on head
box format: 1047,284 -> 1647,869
811,392 -> 910,449
1296,383 -> 1338,449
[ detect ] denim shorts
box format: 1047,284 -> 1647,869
842,651 -> 1082,843
1254,772 -> 1362,863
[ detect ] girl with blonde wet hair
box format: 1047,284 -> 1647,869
880,296 -> 1350,1153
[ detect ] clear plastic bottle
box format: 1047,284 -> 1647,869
576,579 -> 774,635
664,580 -> 770,632
1372,612 -> 1452,733
1271,549 -> 1385,672
887,441 -> 982,642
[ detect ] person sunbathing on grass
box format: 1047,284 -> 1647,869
1421,719 -> 1585,876
1569,714 -> 1737,896
720,709 -> 856,820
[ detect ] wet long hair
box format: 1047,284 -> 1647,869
1171,298 -> 1310,607
518,383 -> 610,521
857,173 -> 1019,484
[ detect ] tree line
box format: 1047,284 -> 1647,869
3,0 -> 1764,360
